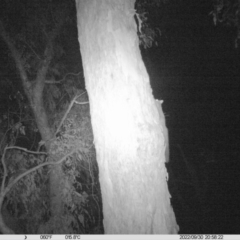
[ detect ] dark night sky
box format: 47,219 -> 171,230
0,0 -> 240,234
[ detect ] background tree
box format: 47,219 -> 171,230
0,0 -> 102,233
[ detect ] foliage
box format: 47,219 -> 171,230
0,89 -> 38,151
49,91 -> 102,233
0,0 -> 78,82
0,91 -> 103,234
0,94 -> 46,233
135,0 -> 168,48
3,150 -> 48,233
43,72 -> 84,128
210,0 -> 240,47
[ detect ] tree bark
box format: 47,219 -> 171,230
76,0 -> 179,234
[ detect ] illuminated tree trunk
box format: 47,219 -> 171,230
76,0 -> 179,234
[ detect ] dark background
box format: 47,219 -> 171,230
143,0 -> 240,234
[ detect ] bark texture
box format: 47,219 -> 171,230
76,0 -> 179,234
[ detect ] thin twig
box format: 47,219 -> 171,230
5,146 -> 48,156
55,91 -> 87,135
1,148 -> 8,193
45,71 -> 83,84
22,40 -> 41,60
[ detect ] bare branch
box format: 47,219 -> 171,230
22,40 -> 41,60
5,146 -> 47,156
1,148 -> 8,194
55,91 -> 87,135
45,71 -> 83,84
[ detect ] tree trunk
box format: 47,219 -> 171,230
76,0 -> 179,234
31,71 -> 65,233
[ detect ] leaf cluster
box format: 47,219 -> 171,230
210,0 -> 240,47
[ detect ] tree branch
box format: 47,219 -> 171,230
45,71 -> 83,84
0,20 -> 32,98
55,91 -> 87,135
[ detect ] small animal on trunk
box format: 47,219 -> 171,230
156,100 -> 169,163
